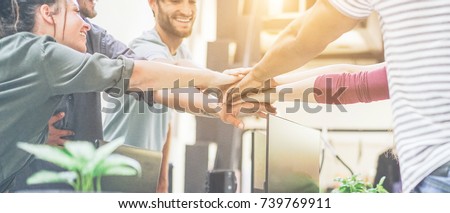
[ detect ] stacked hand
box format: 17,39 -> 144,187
214,67 -> 278,129
45,67 -> 278,141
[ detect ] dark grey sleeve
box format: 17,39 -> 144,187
87,22 -> 151,102
87,22 -> 143,60
41,41 -> 134,96
103,32 -> 137,59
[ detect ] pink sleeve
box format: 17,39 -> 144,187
313,66 -> 389,104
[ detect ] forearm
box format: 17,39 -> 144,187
252,11 -> 317,81
157,125 -> 172,193
252,0 -> 360,81
129,60 -> 214,91
175,59 -> 203,69
154,89 -> 219,118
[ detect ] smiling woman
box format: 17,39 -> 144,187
41,0 -> 91,52
0,0 -> 90,52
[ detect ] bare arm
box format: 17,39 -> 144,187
129,60 -> 240,91
156,125 -> 171,193
149,58 -> 224,118
252,0 -> 361,80
147,59 -> 247,128
230,0 -> 361,102
153,89 -> 220,118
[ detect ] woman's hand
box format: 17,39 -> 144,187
223,67 -> 252,77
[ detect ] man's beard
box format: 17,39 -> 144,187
157,7 -> 194,38
161,23 -> 193,38
80,7 -> 97,18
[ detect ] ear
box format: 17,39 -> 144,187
38,4 -> 56,25
148,0 -> 158,13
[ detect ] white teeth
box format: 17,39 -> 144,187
80,32 -> 86,37
175,18 -> 191,23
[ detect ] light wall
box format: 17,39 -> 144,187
92,0 -> 155,45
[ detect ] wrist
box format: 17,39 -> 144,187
251,65 -> 270,82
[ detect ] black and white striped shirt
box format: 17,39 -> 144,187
330,0 -> 450,193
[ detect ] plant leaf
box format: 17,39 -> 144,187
26,170 -> 77,186
17,142 -> 78,170
333,174 -> 389,193
375,176 -> 388,193
64,141 -> 96,164
82,138 -> 124,176
94,154 -> 142,177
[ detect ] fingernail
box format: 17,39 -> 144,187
60,112 -> 65,117
238,123 -> 244,129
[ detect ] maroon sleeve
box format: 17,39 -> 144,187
313,66 -> 389,104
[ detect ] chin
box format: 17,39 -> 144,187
176,30 -> 192,38
74,46 -> 87,53
76,42 -> 88,53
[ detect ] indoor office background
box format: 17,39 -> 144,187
94,0 -> 394,192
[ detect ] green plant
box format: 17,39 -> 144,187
332,174 -> 388,193
17,139 -> 141,192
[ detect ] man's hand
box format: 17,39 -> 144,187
47,112 -> 74,146
215,102 -> 277,129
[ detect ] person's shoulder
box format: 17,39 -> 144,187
140,28 -> 159,40
85,19 -> 107,37
178,42 -> 192,59
89,23 -> 107,34
10,32 -> 55,43
1,32 -> 57,51
130,29 -> 163,47
81,17 -> 109,40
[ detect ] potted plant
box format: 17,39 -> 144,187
17,138 -> 141,192
332,174 -> 388,193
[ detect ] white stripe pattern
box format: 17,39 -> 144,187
330,0 -> 450,193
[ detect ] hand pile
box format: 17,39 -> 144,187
216,67 -> 278,129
